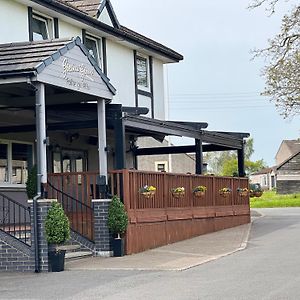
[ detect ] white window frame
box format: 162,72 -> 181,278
32,12 -> 54,41
0,139 -> 34,188
155,161 -> 169,172
85,34 -> 103,69
136,54 -> 150,91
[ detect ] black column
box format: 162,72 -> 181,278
195,139 -> 203,175
237,143 -> 245,177
113,111 -> 126,170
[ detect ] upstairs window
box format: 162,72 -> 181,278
136,55 -> 149,88
32,13 -> 53,41
85,35 -> 102,66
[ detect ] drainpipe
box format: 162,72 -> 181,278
33,82 -> 47,273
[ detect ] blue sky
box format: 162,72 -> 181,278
113,0 -> 299,167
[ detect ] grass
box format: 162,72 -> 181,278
250,191 -> 300,208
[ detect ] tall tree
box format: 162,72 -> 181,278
249,0 -> 300,118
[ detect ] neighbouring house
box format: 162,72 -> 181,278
249,167 -> 277,190
0,0 -> 251,272
276,140 -> 300,194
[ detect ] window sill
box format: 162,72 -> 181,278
0,184 -> 26,192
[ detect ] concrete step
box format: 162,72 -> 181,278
65,251 -> 93,260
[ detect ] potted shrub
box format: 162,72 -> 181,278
107,195 -> 128,257
45,202 -> 70,272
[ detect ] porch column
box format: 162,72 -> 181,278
35,82 -> 47,195
113,109 -> 126,170
237,142 -> 245,177
97,99 -> 108,183
195,139 -> 203,175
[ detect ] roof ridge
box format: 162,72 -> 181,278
0,38 -> 73,49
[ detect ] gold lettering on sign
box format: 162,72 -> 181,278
62,58 -> 95,90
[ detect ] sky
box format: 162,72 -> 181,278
112,0 -> 300,167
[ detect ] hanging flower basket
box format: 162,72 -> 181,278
139,185 -> 156,198
237,188 -> 249,197
219,187 -> 232,198
193,185 -> 207,198
171,187 -> 185,198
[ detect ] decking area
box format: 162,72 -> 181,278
47,170 -> 250,255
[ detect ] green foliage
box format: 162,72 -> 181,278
45,202 -> 70,245
107,196 -> 128,236
250,191 -> 300,208
221,157 -> 266,177
26,165 -> 37,199
249,1 -> 300,118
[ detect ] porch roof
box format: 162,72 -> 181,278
0,37 -> 115,100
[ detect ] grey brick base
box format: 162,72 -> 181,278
92,199 -> 112,256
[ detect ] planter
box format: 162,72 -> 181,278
140,191 -> 155,198
254,191 -> 263,197
112,237 -> 125,257
239,191 -> 249,197
219,191 -> 231,198
172,191 -> 185,198
48,250 -> 66,272
194,191 -> 205,197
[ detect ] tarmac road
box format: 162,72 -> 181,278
1,208 -> 300,300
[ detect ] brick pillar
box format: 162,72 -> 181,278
30,199 -> 57,272
92,199 -> 112,257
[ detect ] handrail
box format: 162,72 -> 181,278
47,181 -> 94,242
0,192 -> 31,246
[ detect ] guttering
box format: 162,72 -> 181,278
31,0 -> 183,62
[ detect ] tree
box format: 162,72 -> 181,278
204,138 -> 266,176
249,0 -> 300,118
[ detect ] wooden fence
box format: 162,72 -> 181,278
110,170 -> 250,254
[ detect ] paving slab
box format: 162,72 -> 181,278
66,222 -> 252,272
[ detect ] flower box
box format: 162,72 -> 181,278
171,187 -> 185,198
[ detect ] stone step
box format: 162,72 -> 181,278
65,251 -> 93,260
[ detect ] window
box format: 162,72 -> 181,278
155,161 -> 168,172
0,141 -> 33,185
32,13 -> 52,41
85,35 -> 102,66
136,55 -> 149,88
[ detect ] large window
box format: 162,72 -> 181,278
85,35 -> 102,66
136,55 -> 149,88
0,141 -> 33,185
32,13 -> 53,41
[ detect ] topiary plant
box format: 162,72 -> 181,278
26,165 -> 37,199
107,195 -> 128,239
45,202 -> 70,246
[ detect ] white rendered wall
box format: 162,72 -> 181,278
0,0 -> 28,43
106,40 -> 135,106
152,58 -> 166,120
59,20 -> 82,40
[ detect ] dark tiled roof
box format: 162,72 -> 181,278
35,0 -> 183,61
0,37 -> 116,94
58,0 -> 100,17
120,26 -> 183,61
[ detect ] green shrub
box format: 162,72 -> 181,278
45,202 -> 70,245
107,196 -> 128,238
26,165 -> 37,199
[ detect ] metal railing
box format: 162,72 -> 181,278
47,182 -> 94,242
0,192 -> 31,246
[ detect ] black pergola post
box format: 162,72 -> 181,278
195,139 -> 203,175
113,111 -> 126,170
237,143 -> 245,177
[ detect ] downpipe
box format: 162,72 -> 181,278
33,190 -> 41,273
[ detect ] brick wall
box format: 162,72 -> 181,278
0,231 -> 34,272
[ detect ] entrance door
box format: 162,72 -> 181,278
52,149 -> 87,174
